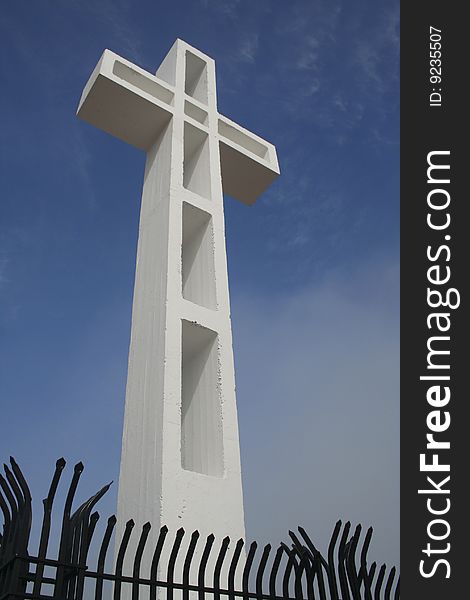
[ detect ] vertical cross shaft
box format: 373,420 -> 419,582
77,39 -> 279,571
116,39 -> 247,543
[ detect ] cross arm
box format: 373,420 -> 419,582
217,115 -> 279,206
77,49 -> 280,205
77,50 -> 175,151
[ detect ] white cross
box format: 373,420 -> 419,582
77,39 -> 279,572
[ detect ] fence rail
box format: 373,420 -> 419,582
0,458 -> 399,600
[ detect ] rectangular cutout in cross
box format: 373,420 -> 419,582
183,122 -> 211,199
181,320 -> 224,477
182,202 -> 217,310
184,51 -> 208,104
184,100 -> 208,126
113,61 -> 174,106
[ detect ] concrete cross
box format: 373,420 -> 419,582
77,39 -> 279,566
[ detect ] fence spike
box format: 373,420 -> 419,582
113,519 -> 135,600
374,564 -> 386,600
68,516 -> 83,600
71,481 -> 112,523
243,541 -> 258,600
302,552 -> 316,600
0,463 -> 30,600
255,544 -> 271,599
59,477 -> 109,600
337,522 -> 351,600
297,526 -> 331,599
319,521 -> 341,600
0,473 -> 17,523
384,566 -> 396,600
71,482 -> 113,600
182,530 -> 199,600
393,575 -> 400,600
0,469 -> 18,592
3,465 -> 26,559
0,487 -> 11,540
280,543 -> 297,599
367,562 -> 377,593
213,536 -> 230,600
290,545 -> 309,600
197,533 -> 215,600
345,525 -> 362,600
268,545 -> 284,598
64,462 -> 84,518
358,527 -> 373,600
150,524 -> 169,596
32,458 -> 66,598
87,511 -> 100,553
3,465 -> 22,500
131,522 -> 152,600
298,526 -> 329,573
307,551 -> 320,600
166,527 -> 185,600
94,515 -> 117,600
10,458 -> 32,504
55,460 -> 85,597
300,546 -> 323,600
228,538 -> 244,600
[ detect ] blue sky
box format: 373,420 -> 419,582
0,0 -> 399,570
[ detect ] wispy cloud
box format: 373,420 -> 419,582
69,129 -> 98,210
238,33 -> 259,63
261,165 -> 354,278
276,4 -> 340,87
71,0 -> 144,62
275,0 -> 342,39
353,4 -> 399,93
355,41 -> 385,92
215,31 -> 262,94
256,1 -> 399,145
295,35 -> 320,71
382,3 -> 400,51
200,0 -> 241,19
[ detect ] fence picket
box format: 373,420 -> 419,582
114,519 -> 135,600
95,515 -> 117,600
198,533 -> 215,600
213,536 -> 230,600
374,565 -> 386,600
182,530 -> 199,600
242,541 -> 257,600
384,566 -> 396,600
268,545 -> 284,598
132,522 -> 152,600
150,525 -> 169,600
167,528 -> 185,600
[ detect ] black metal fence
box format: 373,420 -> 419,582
0,458 -> 399,600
